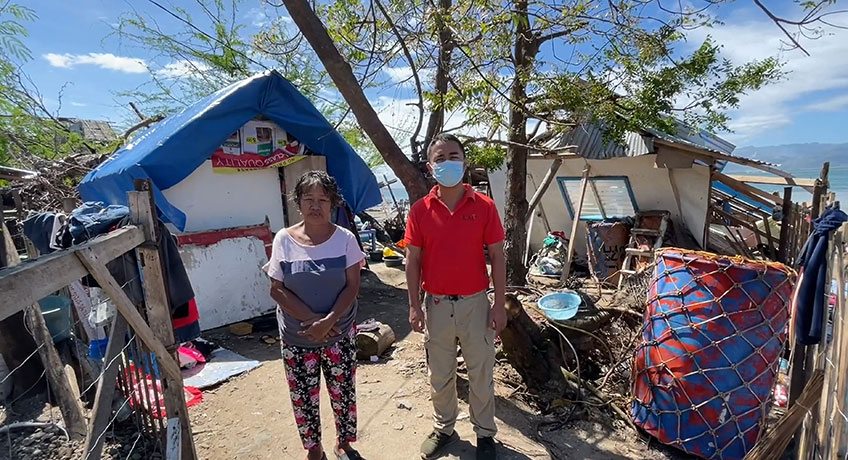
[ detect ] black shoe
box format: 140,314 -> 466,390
476,436 -> 497,460
420,430 -> 459,459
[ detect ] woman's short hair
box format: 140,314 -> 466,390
294,170 -> 342,207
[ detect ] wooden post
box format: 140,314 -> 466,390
831,225 -> 848,459
778,187 -> 793,264
526,158 -> 562,218
811,162 -> 830,220
382,174 -> 399,210
561,166 -> 590,282
83,314 -> 129,460
166,418 -> 182,460
0,214 -> 87,439
129,179 -> 197,460
0,217 -> 45,393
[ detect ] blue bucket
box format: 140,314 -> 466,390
38,296 -> 72,343
537,291 -> 581,321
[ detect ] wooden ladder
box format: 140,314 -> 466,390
618,211 -> 670,289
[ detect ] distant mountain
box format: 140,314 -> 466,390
732,143 -> 848,171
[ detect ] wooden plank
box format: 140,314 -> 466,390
526,158 -> 561,218
561,166 -> 590,282
166,418 -> 182,460
711,207 -> 779,246
761,213 -> 777,260
831,225 -> 848,459
0,226 -> 146,322
817,230 -> 843,458
654,138 -> 795,178
713,171 -> 783,207
778,187 -> 794,264
74,249 -> 182,384
283,155 -> 327,226
83,314 -> 129,460
729,174 -> 816,193
129,181 -> 197,460
26,304 -> 88,440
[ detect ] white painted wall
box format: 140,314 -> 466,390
162,160 -> 286,233
490,153 -> 710,259
179,236 -> 275,330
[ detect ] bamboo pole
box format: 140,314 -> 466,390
561,166 -> 590,282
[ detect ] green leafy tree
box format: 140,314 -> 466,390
112,0 -> 384,166
0,3 -> 99,174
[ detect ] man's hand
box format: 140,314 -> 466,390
299,315 -> 336,342
489,301 -> 507,334
409,306 -> 425,333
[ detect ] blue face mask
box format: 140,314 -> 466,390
431,160 -> 465,187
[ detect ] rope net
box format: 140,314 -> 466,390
631,248 -> 796,460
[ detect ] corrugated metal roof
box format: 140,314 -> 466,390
541,123 -> 653,159
59,118 -> 117,143
538,118 -> 736,160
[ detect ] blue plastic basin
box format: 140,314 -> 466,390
537,291 -> 581,321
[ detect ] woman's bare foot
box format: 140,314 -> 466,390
306,445 -> 324,460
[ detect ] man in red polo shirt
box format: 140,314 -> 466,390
405,133 -> 506,460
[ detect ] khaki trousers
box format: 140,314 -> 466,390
424,291 -> 497,438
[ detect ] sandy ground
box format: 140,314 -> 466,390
188,265 -> 687,460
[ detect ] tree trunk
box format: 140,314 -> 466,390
419,0 -> 453,162
499,294 -> 565,391
282,0 -> 430,203
503,0 -> 532,286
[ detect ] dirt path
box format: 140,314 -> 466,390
189,265 -> 684,460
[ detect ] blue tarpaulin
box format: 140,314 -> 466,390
79,71 -> 382,230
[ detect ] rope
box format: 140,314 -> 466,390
632,248 -> 796,460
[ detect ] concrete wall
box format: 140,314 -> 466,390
162,160 -> 286,233
489,153 -> 711,260
179,236 -> 275,330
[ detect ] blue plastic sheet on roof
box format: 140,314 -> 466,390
78,70 -> 382,230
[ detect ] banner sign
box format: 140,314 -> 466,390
211,120 -> 306,173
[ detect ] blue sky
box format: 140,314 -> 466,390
17,0 -> 848,150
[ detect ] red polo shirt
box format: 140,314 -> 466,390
404,185 -> 505,296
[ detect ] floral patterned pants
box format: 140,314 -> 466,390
281,331 -> 358,450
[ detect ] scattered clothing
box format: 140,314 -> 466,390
67,202 -> 130,245
281,329 -> 358,450
795,205 -> 848,345
22,212 -> 57,255
263,226 -> 365,347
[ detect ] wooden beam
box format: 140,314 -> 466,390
778,187 -> 794,264
561,166 -> 590,282
83,314 -> 129,460
653,138 -> 794,178
0,219 -> 87,440
729,174 -> 816,193
0,226 -> 146,322
74,249 -> 182,385
526,158 -> 562,218
129,181 -> 197,460
713,171 -> 783,207
711,207 -> 779,246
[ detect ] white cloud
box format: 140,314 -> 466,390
804,94 -> 848,112
43,53 -> 147,74
70,101 -> 87,107
684,16 -> 848,143
382,66 -> 435,88
155,60 -> 212,79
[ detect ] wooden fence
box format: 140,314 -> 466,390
791,221 -> 848,459
0,180 -> 196,459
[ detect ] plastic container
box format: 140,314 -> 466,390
632,249 -> 795,460
38,295 -> 72,343
369,250 -> 384,262
384,255 -> 403,268
537,291 -> 581,321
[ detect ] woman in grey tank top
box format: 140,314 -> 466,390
263,171 -> 365,460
